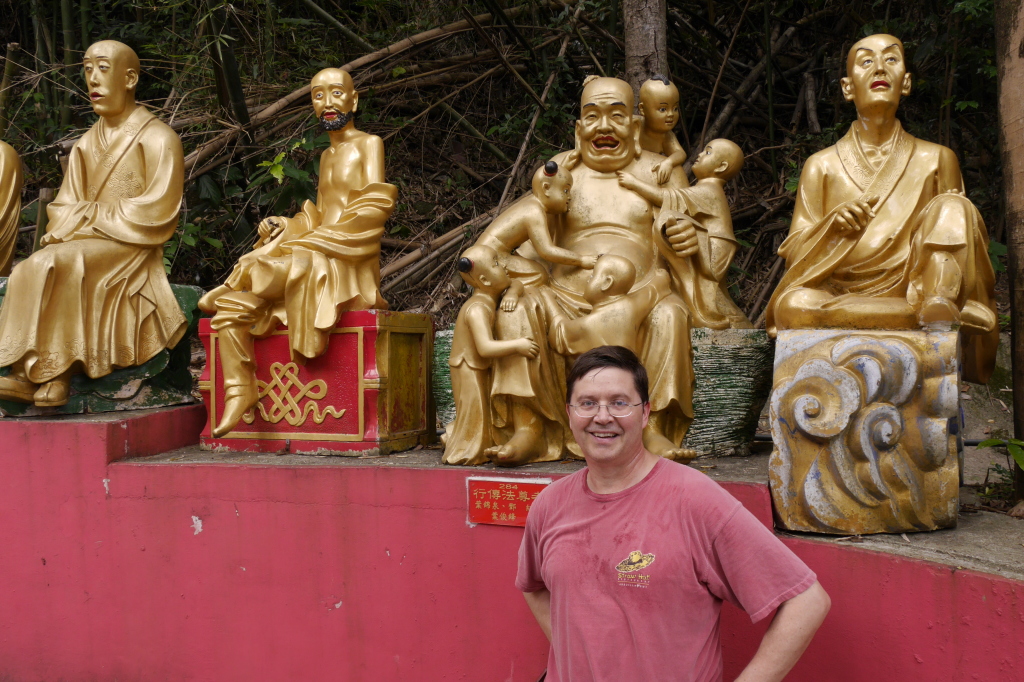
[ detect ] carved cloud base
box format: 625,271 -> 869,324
769,329 -> 961,535
199,310 -> 434,455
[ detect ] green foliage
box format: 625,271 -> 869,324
988,239 -> 1007,273
977,437 -> 1024,471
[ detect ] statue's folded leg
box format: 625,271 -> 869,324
210,291 -> 269,437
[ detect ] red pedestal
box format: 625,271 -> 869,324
198,310 -> 433,454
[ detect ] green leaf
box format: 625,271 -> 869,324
269,164 -> 285,183
954,100 -> 979,112
182,234 -> 197,247
201,236 -> 224,249
1007,443 -> 1024,469
391,66 -> 407,78
976,438 -> 1006,448
736,238 -> 755,248
1008,438 -> 1024,447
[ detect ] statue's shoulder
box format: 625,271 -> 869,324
352,129 -> 385,150
909,135 -> 955,163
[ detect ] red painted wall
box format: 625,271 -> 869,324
0,408 -> 1021,681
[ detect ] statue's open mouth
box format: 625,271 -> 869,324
90,92 -> 103,101
592,136 -> 620,150
870,80 -> 890,89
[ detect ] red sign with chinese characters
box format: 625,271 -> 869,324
467,477 -> 551,527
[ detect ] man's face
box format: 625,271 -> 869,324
83,43 -> 136,118
576,82 -> 638,173
841,34 -> 911,113
567,367 -> 649,466
311,69 -> 357,130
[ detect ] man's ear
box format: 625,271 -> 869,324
840,76 -> 854,102
478,273 -> 491,288
599,273 -> 614,293
351,90 -> 360,113
125,68 -> 139,93
542,180 -> 552,193
901,72 -> 912,96
574,121 -> 582,150
632,118 -> 642,159
715,161 -> 729,175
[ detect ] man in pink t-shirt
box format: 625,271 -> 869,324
517,346 -> 830,682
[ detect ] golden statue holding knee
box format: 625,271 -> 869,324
200,67 -> 397,437
0,41 -> 187,407
766,34 -> 997,383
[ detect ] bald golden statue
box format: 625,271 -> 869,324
0,41 -> 187,407
200,67 -> 397,437
767,34 -> 998,382
0,140 -> 23,276
467,76 -> 699,465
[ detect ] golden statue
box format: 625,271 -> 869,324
767,34 -> 998,383
0,140 -> 23,276
638,76 -> 686,185
766,35 -> 996,534
445,76 -> 704,466
0,41 -> 187,407
199,67 -> 397,437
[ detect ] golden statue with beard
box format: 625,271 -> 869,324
0,41 -> 187,407
767,34 -> 998,383
200,67 -> 397,437
463,76 -> 701,465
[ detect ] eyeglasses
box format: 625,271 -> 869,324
569,400 -> 644,418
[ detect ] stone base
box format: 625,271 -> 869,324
0,282 -> 201,417
684,328 -> 773,456
769,329 -> 961,535
199,310 -> 434,455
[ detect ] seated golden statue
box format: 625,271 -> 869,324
200,67 -> 397,437
0,41 -> 188,407
474,76 -> 703,465
766,34 -> 998,383
0,140 -> 23,276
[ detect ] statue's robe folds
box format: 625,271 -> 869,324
766,122 -> 998,383
0,140 -> 23,276
658,181 -> 752,329
0,107 -> 187,383
216,182 -> 397,360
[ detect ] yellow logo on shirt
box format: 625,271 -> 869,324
615,550 -> 655,573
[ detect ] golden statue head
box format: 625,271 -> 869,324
457,244 -> 511,293
532,160 -> 573,214
638,75 -> 680,134
692,138 -> 743,181
83,40 -> 140,119
311,68 -> 357,131
841,34 -> 911,116
584,254 -> 636,304
575,76 -> 641,173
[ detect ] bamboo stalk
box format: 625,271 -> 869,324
298,0 -> 375,53
59,0 -> 74,128
438,102 -> 511,164
698,0 -> 751,150
461,7 -> 547,110
33,188 -> 54,253
0,44 -> 20,138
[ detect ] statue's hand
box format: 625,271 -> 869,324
501,290 -> 520,312
255,217 -> 285,247
834,195 -> 879,233
616,171 -> 638,191
516,337 -> 540,359
580,255 -> 598,269
655,159 -> 674,185
664,215 -> 699,258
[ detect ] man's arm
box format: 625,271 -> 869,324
522,589 -> 552,642
734,581 -> 830,682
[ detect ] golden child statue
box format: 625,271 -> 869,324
638,76 -> 687,185
766,34 -> 997,383
618,138 -> 752,329
0,41 -> 187,407
200,67 -> 397,437
442,245 -> 539,465
0,140 -> 23,276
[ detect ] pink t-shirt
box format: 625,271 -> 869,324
516,458 -> 816,682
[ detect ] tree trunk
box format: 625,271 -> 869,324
995,0 -> 1024,501
622,0 -> 667,100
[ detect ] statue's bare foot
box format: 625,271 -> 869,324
0,374 -> 38,404
33,374 -> 71,407
644,429 -> 697,463
213,384 -> 259,437
486,428 -> 546,466
917,295 -> 959,331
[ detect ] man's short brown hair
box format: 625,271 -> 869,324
566,345 -> 649,404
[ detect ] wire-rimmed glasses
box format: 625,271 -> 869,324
569,400 -> 644,418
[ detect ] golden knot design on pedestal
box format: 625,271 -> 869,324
242,362 -> 346,426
